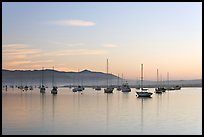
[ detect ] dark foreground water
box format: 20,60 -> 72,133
2,87 -> 202,135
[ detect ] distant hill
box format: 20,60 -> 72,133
2,69 -> 119,86
2,69 -> 202,87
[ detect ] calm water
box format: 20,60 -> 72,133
2,87 -> 202,135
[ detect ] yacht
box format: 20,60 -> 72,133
121,81 -> 131,92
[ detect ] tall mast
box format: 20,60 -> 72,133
141,64 -> 143,90
157,69 -> 159,88
42,67 -> 44,86
117,74 -> 119,87
167,72 -> 169,88
160,74 -> 162,88
52,66 -> 54,87
122,73 -> 123,84
107,59 -> 109,87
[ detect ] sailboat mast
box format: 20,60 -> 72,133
107,59 -> 109,87
117,74 -> 119,87
52,66 -> 54,87
157,69 -> 159,88
167,72 -> 169,88
42,67 -> 44,86
141,64 -> 143,90
122,73 -> 123,84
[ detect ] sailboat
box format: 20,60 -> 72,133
104,59 -> 113,93
155,69 -> 164,93
116,74 -> 121,91
40,67 -> 46,93
164,72 -> 181,91
51,66 -> 58,94
94,74 -> 101,91
136,64 -> 153,97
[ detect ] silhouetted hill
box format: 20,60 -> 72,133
2,69 -> 202,87
2,69 -> 119,86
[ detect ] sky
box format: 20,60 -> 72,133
2,2 -> 202,80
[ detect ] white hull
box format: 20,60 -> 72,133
136,91 -> 152,97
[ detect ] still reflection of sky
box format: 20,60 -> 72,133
2,87 -> 202,135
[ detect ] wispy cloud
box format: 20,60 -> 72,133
51,41 -> 84,47
54,49 -> 108,56
2,44 -> 48,69
3,44 -> 41,58
103,44 -> 118,48
50,19 -> 96,27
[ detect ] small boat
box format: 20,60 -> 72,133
72,85 -> 84,92
174,85 -> 181,90
40,85 -> 46,93
51,86 -> 58,94
40,67 -> 46,93
116,86 -> 121,91
136,64 -> 153,97
165,72 -> 181,91
24,85 -> 29,91
72,88 -> 77,92
29,86 -> 33,90
116,74 -> 121,91
155,69 -> 164,94
95,86 -> 101,91
104,87 -> 113,93
51,66 -> 58,95
104,59 -> 113,93
136,90 -> 153,97
121,81 -> 131,92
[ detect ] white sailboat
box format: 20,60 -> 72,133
51,66 -> 58,94
104,59 -> 113,93
40,67 -> 46,93
136,64 -> 153,97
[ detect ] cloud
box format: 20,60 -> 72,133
103,44 -> 118,48
2,44 -> 45,69
51,41 -> 84,47
51,19 -> 96,27
54,49 -> 108,56
2,44 -> 29,49
3,44 -> 41,58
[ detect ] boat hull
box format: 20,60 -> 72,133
104,88 -> 113,93
40,88 -> 46,93
136,91 -> 152,97
122,88 -> 131,92
51,90 -> 57,94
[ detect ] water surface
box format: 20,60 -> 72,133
2,87 -> 202,135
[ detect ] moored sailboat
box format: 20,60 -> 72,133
40,67 -> 46,93
104,59 -> 113,93
136,64 -> 153,97
51,66 -> 58,94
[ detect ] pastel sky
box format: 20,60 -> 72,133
2,2 -> 202,80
